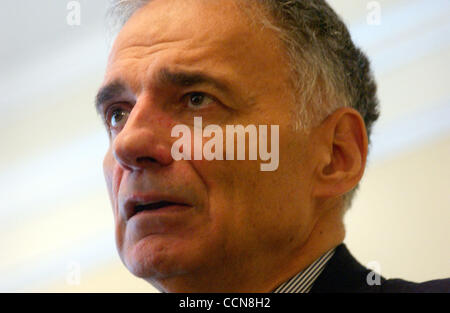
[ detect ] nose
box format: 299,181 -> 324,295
112,102 -> 174,171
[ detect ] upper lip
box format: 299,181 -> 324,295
123,193 -> 190,220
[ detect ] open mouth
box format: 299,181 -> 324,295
134,201 -> 179,214
124,196 -> 191,220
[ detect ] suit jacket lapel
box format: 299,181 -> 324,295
310,243 -> 385,293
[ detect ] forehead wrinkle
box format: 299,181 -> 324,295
106,0 -> 292,112
108,0 -> 278,78
113,0 -> 261,52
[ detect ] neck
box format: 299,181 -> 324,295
264,203 -> 345,292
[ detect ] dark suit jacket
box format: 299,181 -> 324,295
310,244 -> 450,293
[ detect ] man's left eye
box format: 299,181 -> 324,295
186,92 -> 214,108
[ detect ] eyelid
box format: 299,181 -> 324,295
183,91 -> 217,108
103,102 -> 131,126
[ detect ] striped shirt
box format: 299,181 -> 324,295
273,248 -> 335,293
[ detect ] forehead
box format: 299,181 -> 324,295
112,0 -> 261,53
104,0 -> 289,92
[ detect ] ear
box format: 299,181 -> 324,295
312,107 -> 368,198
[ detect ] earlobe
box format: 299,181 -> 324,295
313,107 -> 368,198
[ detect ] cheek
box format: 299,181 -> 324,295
189,157 -> 262,240
103,148 -> 123,223
103,147 -> 114,193
103,148 -> 122,206
103,148 -> 126,248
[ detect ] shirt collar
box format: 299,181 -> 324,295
273,248 -> 336,293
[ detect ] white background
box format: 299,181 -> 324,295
0,0 -> 449,291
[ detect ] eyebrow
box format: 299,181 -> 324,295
95,68 -> 230,113
95,80 -> 127,114
158,68 -> 230,92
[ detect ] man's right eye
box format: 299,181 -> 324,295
105,106 -> 130,131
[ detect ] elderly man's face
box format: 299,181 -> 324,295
100,0 -> 321,291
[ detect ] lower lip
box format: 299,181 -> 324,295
127,204 -> 193,235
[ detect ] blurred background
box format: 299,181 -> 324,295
0,0 -> 449,292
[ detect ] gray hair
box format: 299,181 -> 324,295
106,0 -> 380,210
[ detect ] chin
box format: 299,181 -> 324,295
121,235 -> 197,281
